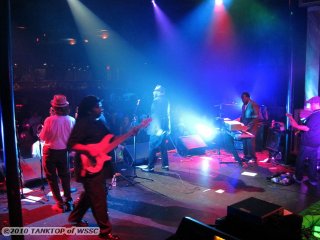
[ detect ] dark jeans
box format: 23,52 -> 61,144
148,134 -> 169,169
68,170 -> 112,235
243,137 -> 256,159
42,147 -> 71,206
224,133 -> 242,163
243,124 -> 258,159
295,145 -> 319,182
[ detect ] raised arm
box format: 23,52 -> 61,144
286,113 -> 309,132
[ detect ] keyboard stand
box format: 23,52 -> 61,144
218,131 -> 244,167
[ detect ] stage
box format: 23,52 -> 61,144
1,148 -> 320,240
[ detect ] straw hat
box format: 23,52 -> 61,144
50,94 -> 69,108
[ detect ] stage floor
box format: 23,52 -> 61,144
1,148 -> 320,240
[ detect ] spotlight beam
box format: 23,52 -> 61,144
66,0 -> 149,82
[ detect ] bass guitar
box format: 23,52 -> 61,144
80,118 -> 152,176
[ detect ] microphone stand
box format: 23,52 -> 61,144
17,145 -> 26,200
37,139 -> 49,202
126,100 -> 153,183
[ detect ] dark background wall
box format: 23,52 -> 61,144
11,0 -> 308,122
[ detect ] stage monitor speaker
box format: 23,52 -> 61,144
216,197 -> 303,240
125,142 -> 149,166
166,216 -> 240,240
177,135 -> 207,156
20,157 -> 42,182
227,197 -> 284,225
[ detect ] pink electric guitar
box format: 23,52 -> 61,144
80,118 -> 152,176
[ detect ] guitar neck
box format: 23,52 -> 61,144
110,131 -> 133,149
102,118 -> 151,153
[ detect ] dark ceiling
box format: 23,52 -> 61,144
9,0 -> 309,111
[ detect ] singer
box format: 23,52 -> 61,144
142,85 -> 171,172
39,94 -> 75,212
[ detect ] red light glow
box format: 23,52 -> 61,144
69,38 -> 76,45
101,32 -> 109,40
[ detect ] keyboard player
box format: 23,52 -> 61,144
224,120 -> 254,166
236,92 -> 260,162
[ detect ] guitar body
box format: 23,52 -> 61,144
79,118 -> 152,176
80,134 -> 114,177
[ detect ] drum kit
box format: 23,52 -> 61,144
212,102 -> 240,127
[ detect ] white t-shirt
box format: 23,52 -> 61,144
39,115 -> 75,150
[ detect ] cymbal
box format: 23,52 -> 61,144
213,102 -> 238,107
223,103 -> 238,106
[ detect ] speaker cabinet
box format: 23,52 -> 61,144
177,135 -> 207,156
227,197 -> 284,225
20,157 -> 42,182
215,197 -> 303,240
166,216 -> 240,240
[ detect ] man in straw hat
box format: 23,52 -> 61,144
39,94 -> 75,212
286,96 -> 320,186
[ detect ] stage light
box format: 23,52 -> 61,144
178,111 -> 217,142
100,31 -> 109,40
241,172 -> 257,177
215,0 -> 223,6
215,189 -> 225,194
68,38 -> 76,45
314,226 -> 320,238
151,0 -> 156,6
200,156 -> 212,172
195,123 -> 217,142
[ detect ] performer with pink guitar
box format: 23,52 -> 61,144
67,95 -> 150,240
